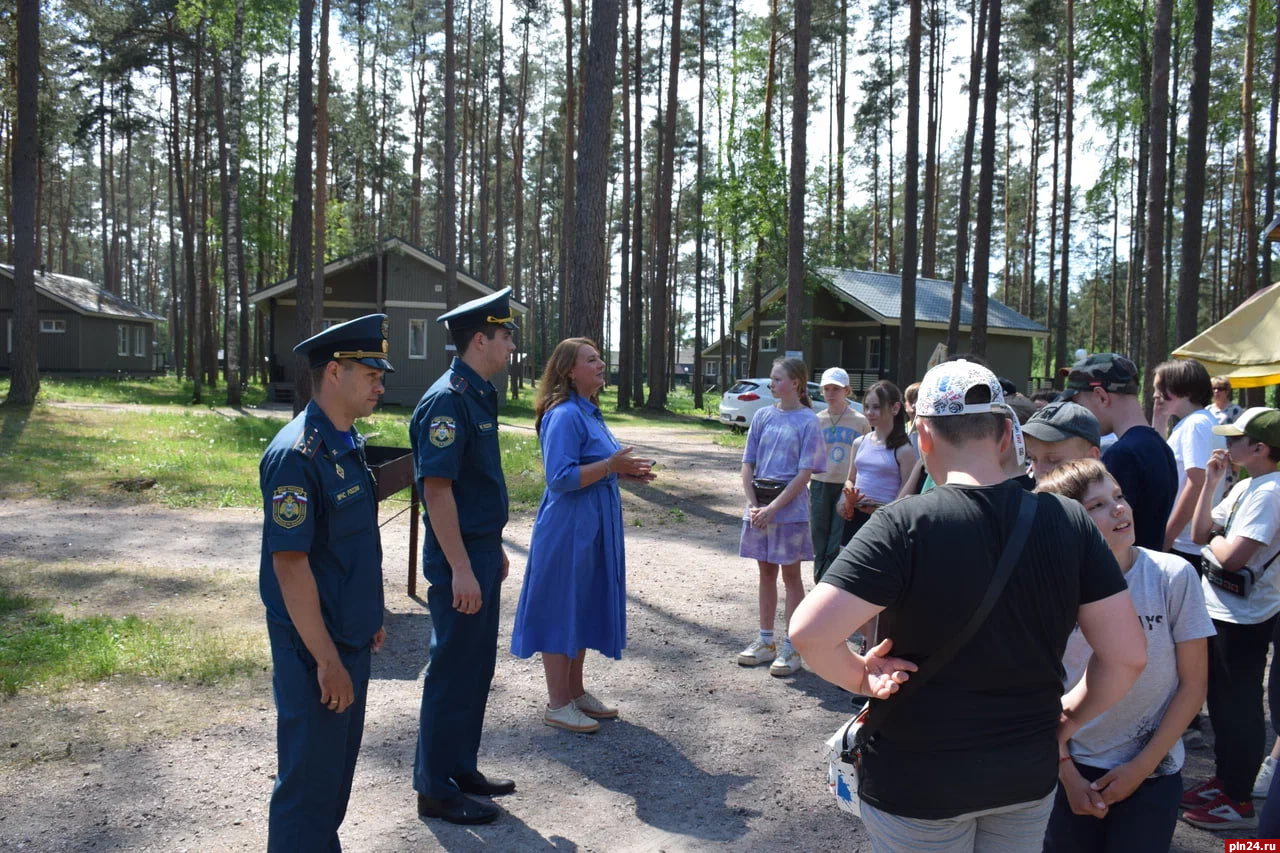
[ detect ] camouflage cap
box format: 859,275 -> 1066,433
1058,353 -> 1140,400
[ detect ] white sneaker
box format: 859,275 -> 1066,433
737,639 -> 776,666
770,647 -> 802,677
544,702 -> 600,733
1255,756 -> 1277,798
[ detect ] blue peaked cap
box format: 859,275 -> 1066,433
293,313 -> 395,372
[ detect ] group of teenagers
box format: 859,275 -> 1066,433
743,349 -> 1280,850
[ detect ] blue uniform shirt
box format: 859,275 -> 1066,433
410,357 -> 509,555
259,400 -> 385,648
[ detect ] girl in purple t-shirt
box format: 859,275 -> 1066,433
736,357 -> 826,677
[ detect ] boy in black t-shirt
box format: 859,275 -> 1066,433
791,360 -> 1146,851
1062,353 -> 1178,551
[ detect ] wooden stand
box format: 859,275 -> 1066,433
365,445 -> 420,597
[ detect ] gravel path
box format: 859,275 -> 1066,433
0,422 -> 1239,851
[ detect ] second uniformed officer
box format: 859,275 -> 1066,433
259,314 -> 392,851
411,288 -> 518,825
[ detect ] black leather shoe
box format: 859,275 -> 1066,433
453,771 -> 517,797
417,793 -> 499,825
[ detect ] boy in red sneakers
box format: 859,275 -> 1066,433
1180,408 -> 1280,830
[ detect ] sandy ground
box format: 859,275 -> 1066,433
0,421 -> 1243,851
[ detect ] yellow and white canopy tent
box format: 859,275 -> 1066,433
1172,280 -> 1280,388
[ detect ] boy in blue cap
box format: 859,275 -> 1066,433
258,314 -> 392,851
410,288 -> 518,825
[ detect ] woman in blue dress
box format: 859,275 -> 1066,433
511,338 -> 655,733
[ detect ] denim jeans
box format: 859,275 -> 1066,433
1042,763 -> 1181,853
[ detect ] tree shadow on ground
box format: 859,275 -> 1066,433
0,403 -> 31,447
538,719 -> 754,842
620,479 -> 743,528
376,608 -> 433,682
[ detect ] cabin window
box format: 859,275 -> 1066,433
39,319 -> 66,334
409,318 -> 427,359
117,325 -> 129,356
134,327 -> 146,357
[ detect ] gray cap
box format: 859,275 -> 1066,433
1022,401 -> 1101,447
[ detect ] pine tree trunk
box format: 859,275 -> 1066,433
617,0 -> 632,410
1055,0 -> 1074,382
630,0 -> 645,406
647,0 -> 684,410
7,0 -> 39,405
1142,0 -> 1172,414
899,0 -> 921,383
293,0 -> 314,413
559,0 -> 576,338
494,0 -> 506,290
511,12 -> 532,398
693,0 -> 706,408
785,0 -> 811,354
313,0 -> 329,379
168,22 -> 202,402
227,0 -> 246,404
1265,5 -> 1279,288
1239,0 -> 1258,299
968,0 -> 1000,356
443,0 -> 459,311
1177,0 -> 1213,346
835,0 -> 847,260
568,0 -> 620,345
920,0 -> 939,278
948,0 -> 986,354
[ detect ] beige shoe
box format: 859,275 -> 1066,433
737,639 -> 776,666
544,701 -> 600,733
573,691 -> 619,719
770,646 -> 802,677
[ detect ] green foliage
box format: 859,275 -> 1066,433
0,587 -> 266,696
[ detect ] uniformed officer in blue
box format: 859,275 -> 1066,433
259,314 -> 392,851
410,288 -> 518,825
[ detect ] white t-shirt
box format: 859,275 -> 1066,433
1063,548 -> 1215,774
1202,471 -> 1280,624
1169,408 -> 1226,554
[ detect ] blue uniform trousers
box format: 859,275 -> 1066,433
267,621 -> 371,853
414,547 -> 503,799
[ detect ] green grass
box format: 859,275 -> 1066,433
714,430 -> 749,449
0,402 -> 550,510
0,587 -> 267,696
0,380 -> 729,510
0,405 -> 284,506
0,375 -> 269,407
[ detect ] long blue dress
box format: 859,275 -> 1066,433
511,392 -> 627,659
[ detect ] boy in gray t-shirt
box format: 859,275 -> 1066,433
1060,548 -> 1215,773
1037,459 -> 1214,852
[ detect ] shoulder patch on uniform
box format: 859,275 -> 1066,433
429,416 -> 457,447
272,486 -> 309,528
292,427 -> 324,459
449,374 -> 469,394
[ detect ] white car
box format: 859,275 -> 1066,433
719,378 -> 862,430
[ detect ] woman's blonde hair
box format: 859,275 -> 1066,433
534,337 -> 601,433
1033,457 -> 1113,504
773,357 -> 812,407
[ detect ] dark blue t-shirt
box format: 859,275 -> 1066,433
1102,426 -> 1178,550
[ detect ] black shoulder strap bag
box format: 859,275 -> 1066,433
826,489 -> 1038,817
